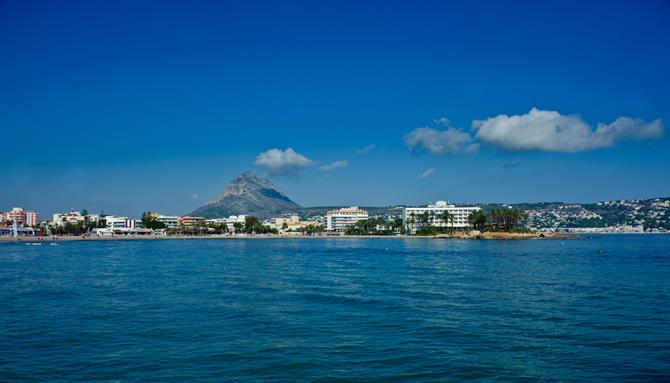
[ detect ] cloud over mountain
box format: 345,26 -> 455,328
473,108 -> 663,152
254,148 -> 312,176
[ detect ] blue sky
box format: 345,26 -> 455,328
1,0 -> 669,217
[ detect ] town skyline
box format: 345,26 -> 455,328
3,167 -> 670,218
2,1 -> 669,217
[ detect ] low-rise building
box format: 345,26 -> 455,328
156,215 -> 179,229
52,211 -> 100,226
205,215 -> 246,230
179,216 -> 206,227
271,214 -> 314,233
103,216 -> 138,229
326,206 -> 369,231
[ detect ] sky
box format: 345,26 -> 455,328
1,0 -> 669,217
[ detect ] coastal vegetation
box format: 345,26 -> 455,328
140,212 -> 166,230
488,208 -> 527,232
345,217 -> 404,235
296,224 -> 325,235
404,208 -> 528,236
244,216 -> 277,234
47,209 -> 108,236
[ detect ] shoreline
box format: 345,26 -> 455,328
0,232 -> 583,243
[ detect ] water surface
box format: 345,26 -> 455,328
1,236 -> 669,381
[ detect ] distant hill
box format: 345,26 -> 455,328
191,174 -> 669,231
190,172 -> 302,219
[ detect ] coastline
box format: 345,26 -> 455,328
0,232 -> 579,243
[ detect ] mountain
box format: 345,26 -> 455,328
190,172 -> 302,219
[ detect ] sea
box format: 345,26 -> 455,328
1,235 -> 669,382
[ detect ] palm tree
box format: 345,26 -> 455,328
81,209 -> 89,234
441,211 -> 454,231
468,210 -> 487,230
406,214 -> 416,234
420,211 -> 430,228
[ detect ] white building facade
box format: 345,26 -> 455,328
51,211 -> 100,226
156,215 -> 179,229
326,207 -> 368,231
205,215 -> 246,231
403,201 -> 481,233
104,216 -> 137,229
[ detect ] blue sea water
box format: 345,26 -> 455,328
1,236 -> 669,382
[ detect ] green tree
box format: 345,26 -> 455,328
441,211 -> 454,231
391,217 -> 403,233
140,211 -> 166,230
145,220 -> 166,230
298,224 -> 324,235
490,208 -> 526,231
406,214 -> 416,234
468,210 -> 488,230
419,211 -> 430,228
243,216 -> 276,234
81,209 -> 90,233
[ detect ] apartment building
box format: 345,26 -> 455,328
326,206 -> 368,231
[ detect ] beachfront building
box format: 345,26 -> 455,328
205,215 -> 246,232
326,207 -> 368,232
104,216 -> 137,229
403,201 -> 481,233
156,215 -> 179,229
1,207 -> 40,226
52,211 -> 100,226
270,214 -> 313,233
0,227 -> 35,237
179,216 -> 206,227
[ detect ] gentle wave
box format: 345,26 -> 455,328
1,235 -> 669,382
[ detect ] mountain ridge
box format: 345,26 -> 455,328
190,172 -> 302,219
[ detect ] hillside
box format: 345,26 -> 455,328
190,172 -> 302,219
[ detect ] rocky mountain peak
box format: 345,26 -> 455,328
192,172 -> 301,219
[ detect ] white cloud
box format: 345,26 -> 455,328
473,108 -> 663,152
319,160 -> 349,172
254,148 -> 312,175
417,168 -> 435,179
434,117 -> 450,126
502,160 -> 521,168
404,127 -> 479,154
356,144 -> 376,155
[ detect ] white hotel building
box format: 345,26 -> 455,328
326,207 -> 368,231
403,201 -> 481,233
